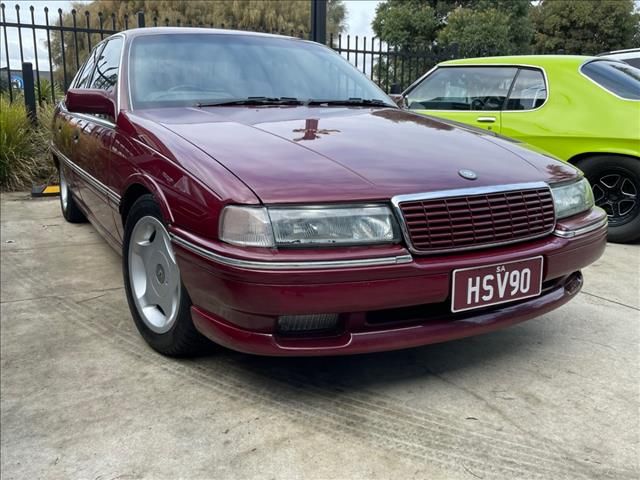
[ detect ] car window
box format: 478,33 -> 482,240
74,44 -> 103,89
406,67 -> 517,111
505,68 -> 547,110
581,60 -> 640,100
128,34 -> 393,109
624,58 -> 640,69
90,37 -> 123,94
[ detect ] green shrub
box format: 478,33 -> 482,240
0,97 -> 56,191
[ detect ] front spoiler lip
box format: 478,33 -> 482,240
190,278 -> 579,357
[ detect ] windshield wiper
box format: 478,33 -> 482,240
195,96 -> 303,107
305,98 -> 389,107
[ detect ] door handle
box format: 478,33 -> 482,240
73,132 -> 79,143
477,116 -> 496,123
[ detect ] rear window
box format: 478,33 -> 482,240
581,60 -> 640,100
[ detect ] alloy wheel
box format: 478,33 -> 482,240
591,170 -> 639,226
128,216 -> 181,333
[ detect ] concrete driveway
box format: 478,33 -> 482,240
1,192 -> 638,480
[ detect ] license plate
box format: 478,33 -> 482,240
451,256 -> 543,313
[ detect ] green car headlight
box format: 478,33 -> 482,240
551,178 -> 594,219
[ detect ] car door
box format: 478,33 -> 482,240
405,66 -> 518,134
500,67 -> 549,147
72,36 -> 123,244
55,44 -> 103,208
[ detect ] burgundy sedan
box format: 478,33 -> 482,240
52,28 -> 607,356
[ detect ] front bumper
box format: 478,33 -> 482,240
172,208 -> 607,356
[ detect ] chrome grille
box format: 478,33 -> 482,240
396,185 -> 555,253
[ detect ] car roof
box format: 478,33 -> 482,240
439,55 -> 595,68
113,26 -> 299,41
598,50 -> 640,61
598,48 -> 640,56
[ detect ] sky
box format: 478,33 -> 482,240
344,0 -> 381,38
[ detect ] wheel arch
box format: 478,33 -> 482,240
120,175 -> 175,226
568,152 -> 640,166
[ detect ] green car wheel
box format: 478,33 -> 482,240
577,155 -> 640,243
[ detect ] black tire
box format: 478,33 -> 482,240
59,166 -> 87,223
122,194 -> 210,356
577,155 -> 640,243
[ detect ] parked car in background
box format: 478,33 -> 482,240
52,29 -> 606,357
402,56 -> 640,243
598,48 -> 640,69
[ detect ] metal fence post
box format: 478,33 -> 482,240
310,0 -> 326,44
137,11 -> 145,28
22,62 -> 37,125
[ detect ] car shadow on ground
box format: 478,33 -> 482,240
189,322 -> 546,395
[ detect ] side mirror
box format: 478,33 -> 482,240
66,89 -> 115,119
389,94 -> 407,109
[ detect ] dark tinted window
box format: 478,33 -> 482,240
622,57 -> 640,69
90,37 -> 123,93
74,44 -> 103,89
581,60 -> 640,100
406,67 -> 517,111
505,68 -> 547,110
129,34 -> 392,109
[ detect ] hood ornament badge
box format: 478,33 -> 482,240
458,169 -> 478,180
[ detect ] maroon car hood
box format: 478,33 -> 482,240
137,106 -> 569,204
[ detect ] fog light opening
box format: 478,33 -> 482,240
564,272 -> 583,296
277,313 -> 340,335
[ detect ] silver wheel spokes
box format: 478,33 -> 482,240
128,216 -> 181,333
592,173 -> 638,220
60,168 -> 69,211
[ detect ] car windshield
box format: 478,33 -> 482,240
129,33 -> 394,109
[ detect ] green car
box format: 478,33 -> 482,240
401,55 -> 640,242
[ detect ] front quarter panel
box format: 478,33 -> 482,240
111,112 -> 260,242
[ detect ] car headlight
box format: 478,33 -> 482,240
220,205 -> 400,247
551,178 -> 594,219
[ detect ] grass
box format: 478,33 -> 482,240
0,96 -> 57,191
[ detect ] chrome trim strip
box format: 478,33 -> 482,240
51,143 -> 121,205
553,213 -> 608,238
170,234 -> 413,270
59,103 -> 116,129
391,181 -> 550,204
391,182 -> 556,255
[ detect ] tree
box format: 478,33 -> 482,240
370,0 -> 533,90
438,8 -> 513,58
370,1 -> 464,90
532,0 -> 640,54
371,0 -> 441,50
50,0 -> 347,88
372,0 -> 532,51
437,1 -> 534,57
